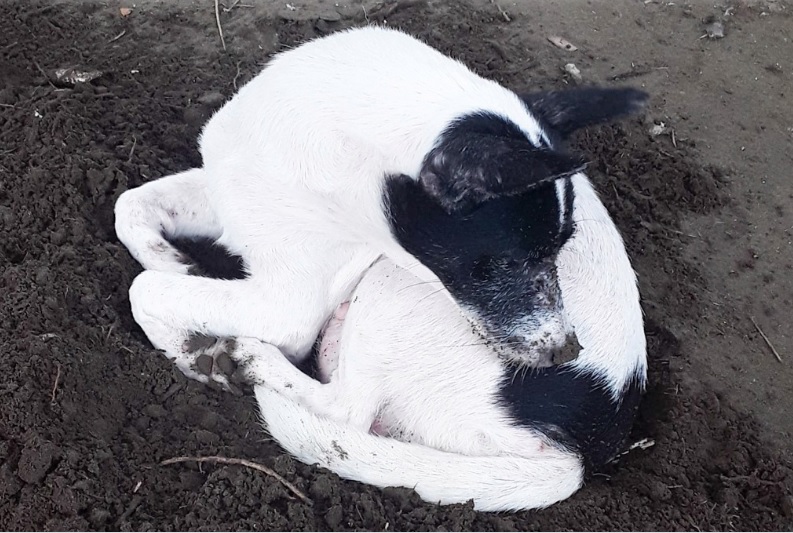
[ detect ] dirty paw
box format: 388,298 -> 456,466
179,334 -> 243,395
221,337 -> 286,387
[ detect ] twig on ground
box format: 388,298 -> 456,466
720,474 -> 780,486
750,316 -> 783,363
116,495 -> 142,525
32,61 -> 57,89
611,65 -> 669,82
490,0 -> 511,22
109,30 -> 126,43
50,364 -> 61,403
214,0 -> 227,51
222,0 -> 251,12
233,60 -> 242,90
127,135 -> 137,163
160,455 -> 312,504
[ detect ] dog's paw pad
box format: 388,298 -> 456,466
180,334 -> 240,390
214,351 -> 237,376
195,353 -> 215,376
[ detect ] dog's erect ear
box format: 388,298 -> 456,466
419,132 -> 586,214
520,87 -> 649,138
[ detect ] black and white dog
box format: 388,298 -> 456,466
115,27 -> 648,511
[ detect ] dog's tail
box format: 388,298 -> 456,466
254,385 -> 584,512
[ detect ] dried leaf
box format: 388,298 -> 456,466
120,7 -> 132,17
53,67 -> 103,85
548,35 -> 578,52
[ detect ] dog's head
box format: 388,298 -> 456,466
385,86 -> 647,364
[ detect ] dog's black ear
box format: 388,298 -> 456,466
520,87 -> 649,138
419,132 -> 586,214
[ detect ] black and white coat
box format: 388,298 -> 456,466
115,26 -> 648,511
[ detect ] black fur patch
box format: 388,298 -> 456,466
418,112 -> 586,214
519,86 -> 649,139
499,365 -> 644,470
167,236 -> 248,280
385,171 -> 573,345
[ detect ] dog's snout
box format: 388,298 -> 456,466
505,335 -> 525,346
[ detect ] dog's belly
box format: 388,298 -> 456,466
316,301 -> 349,384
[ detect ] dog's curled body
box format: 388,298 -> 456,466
115,27 -> 649,509
239,257 -> 584,511
116,26 -> 647,374
232,171 -> 644,511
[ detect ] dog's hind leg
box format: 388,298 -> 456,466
229,337 -> 379,431
115,168 -> 222,274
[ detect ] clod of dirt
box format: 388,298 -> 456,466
17,440 -> 59,484
649,122 -> 670,136
197,91 -> 226,107
704,20 -> 725,39
0,464 -> 22,498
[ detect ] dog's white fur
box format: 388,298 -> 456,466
116,26 -> 571,377
115,27 -> 647,511
223,171 -> 642,511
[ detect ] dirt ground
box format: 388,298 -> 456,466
1,0 -> 792,530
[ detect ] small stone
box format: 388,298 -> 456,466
315,19 -> 331,34
563,63 -> 583,83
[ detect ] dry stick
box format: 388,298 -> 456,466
109,30 -> 126,43
32,61 -> 57,89
214,0 -> 227,51
490,0 -> 511,22
127,135 -> 137,163
750,317 -> 783,363
233,60 -> 242,90
161,455 -> 312,504
50,364 -> 61,403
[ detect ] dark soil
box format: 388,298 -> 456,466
1,0 -> 792,530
